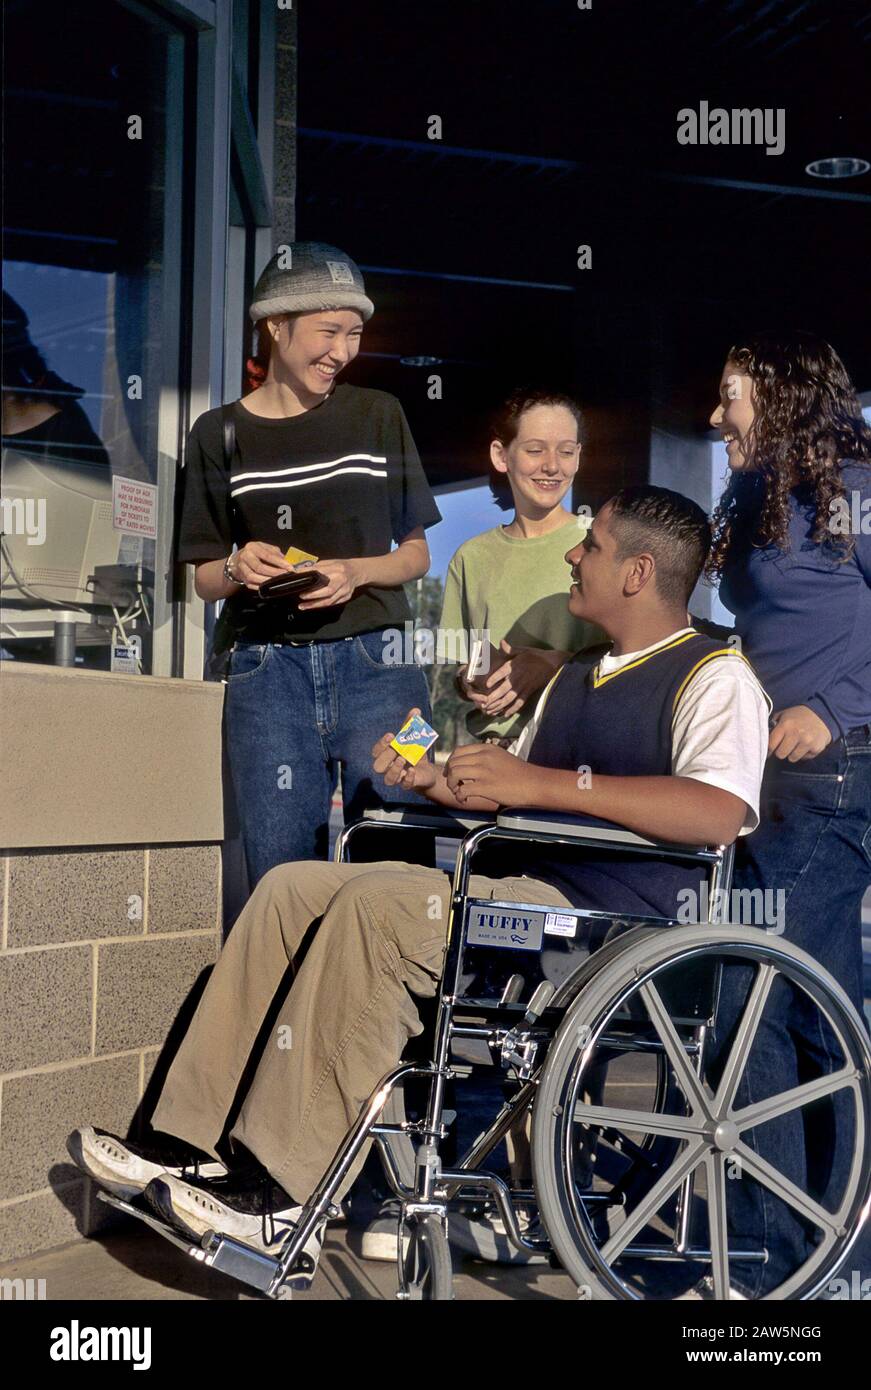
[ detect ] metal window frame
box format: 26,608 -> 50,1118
130,0 -> 278,679
172,5 -> 230,679
168,0 -> 276,680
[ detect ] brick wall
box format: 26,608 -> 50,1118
0,844 -> 221,1262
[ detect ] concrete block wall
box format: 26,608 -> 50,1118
0,844 -> 222,1262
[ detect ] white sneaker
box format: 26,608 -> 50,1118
360,1201 -> 404,1261
360,1201 -> 547,1265
67,1127 -> 227,1199
145,1173 -> 324,1283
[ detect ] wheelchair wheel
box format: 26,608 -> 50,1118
532,924 -> 871,1301
396,1215 -> 454,1301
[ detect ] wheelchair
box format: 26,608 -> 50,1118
100,806 -> 871,1301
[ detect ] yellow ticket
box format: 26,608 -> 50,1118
283,546 -> 319,567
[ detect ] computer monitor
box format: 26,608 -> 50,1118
0,446 -> 122,607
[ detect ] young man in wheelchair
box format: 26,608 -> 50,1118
68,484 -> 770,1289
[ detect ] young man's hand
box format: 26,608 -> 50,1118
476,641 -> 562,718
371,710 -> 438,794
455,664 -> 493,708
445,742 -> 540,807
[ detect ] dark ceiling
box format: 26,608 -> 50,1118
297,0 -> 871,496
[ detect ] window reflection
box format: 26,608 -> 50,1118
1,0 -> 185,674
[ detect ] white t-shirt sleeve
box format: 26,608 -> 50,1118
509,672 -> 561,763
671,657 -> 771,834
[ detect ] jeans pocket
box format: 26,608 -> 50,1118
355,629 -> 417,672
226,643 -> 271,684
766,763 -> 845,816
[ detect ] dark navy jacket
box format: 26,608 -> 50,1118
524,630 -> 742,918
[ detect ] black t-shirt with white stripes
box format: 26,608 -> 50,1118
177,385 -> 442,643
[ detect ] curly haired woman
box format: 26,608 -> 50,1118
707,330 -> 871,1298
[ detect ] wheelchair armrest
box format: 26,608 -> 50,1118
360,804 -> 495,836
495,808 -> 722,859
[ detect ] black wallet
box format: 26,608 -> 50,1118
258,568 -> 329,602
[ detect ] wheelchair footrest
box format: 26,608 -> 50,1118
96,1189 -> 208,1259
201,1233 -> 281,1293
97,1190 -> 285,1294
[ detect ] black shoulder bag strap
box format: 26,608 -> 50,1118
221,401 -> 236,473
205,404 -> 239,680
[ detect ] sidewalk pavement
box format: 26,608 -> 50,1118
0,1222 -> 577,1302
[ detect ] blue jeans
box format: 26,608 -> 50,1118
714,726 -> 871,1295
224,630 -> 432,887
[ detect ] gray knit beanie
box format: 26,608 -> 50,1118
249,242 -> 374,323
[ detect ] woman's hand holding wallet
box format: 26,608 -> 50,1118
230,539 -> 428,610
295,558 -> 360,610
225,543 -> 359,609
230,541 -> 298,590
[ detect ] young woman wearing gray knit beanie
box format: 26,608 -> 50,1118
176,243 -> 441,887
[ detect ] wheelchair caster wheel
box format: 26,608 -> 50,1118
396,1215 -> 454,1301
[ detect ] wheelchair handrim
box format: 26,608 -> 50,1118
532,928 -> 871,1301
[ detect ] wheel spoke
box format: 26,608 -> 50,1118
734,1067 -> 856,1131
713,962 -> 776,1113
573,1102 -> 703,1140
733,1141 -> 840,1234
602,1139 -> 706,1262
705,1153 -> 731,1300
639,981 -> 711,1117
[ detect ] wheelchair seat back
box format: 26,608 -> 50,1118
453,895 -> 719,1026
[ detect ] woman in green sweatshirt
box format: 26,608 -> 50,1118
439,387 -> 601,744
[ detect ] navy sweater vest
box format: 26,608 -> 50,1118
524,631 -> 738,918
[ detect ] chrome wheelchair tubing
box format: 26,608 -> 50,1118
418,825 -> 503,1194
443,1079 -> 539,1197
334,807 -> 757,1292
440,822 -> 735,1276
673,1021 -> 709,1255
434,822 -> 729,1193
436,1169 -> 552,1254
268,1061 -> 437,1292
333,806 -> 493,864
372,1133 -> 417,1202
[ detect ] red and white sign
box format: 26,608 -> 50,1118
112,476 -> 158,539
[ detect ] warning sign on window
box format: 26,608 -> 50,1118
112,476 -> 158,539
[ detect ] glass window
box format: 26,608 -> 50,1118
1,0 -> 189,675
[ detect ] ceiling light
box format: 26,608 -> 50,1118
805,156 -> 869,179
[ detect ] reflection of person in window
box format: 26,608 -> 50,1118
1,292 -> 109,467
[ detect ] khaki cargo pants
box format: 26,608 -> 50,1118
151,859 -> 571,1204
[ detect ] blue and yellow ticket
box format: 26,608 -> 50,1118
390,714 -> 439,766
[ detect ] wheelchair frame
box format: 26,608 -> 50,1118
99,804 -> 869,1301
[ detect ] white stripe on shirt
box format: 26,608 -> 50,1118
231,465 -> 388,498
231,452 -> 388,483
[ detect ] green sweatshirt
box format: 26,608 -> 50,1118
439,513 -> 602,739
